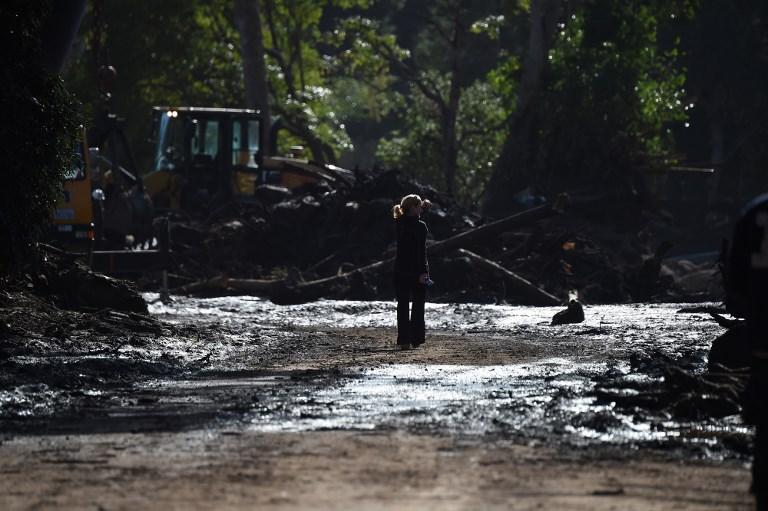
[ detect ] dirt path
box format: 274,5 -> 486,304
0,430 -> 752,511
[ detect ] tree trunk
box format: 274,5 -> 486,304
234,0 -> 272,152
442,111 -> 459,196
442,11 -> 464,197
481,0 -> 564,218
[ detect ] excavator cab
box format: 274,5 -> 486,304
145,107 -> 263,210
52,127 -> 96,244
144,106 -> 356,212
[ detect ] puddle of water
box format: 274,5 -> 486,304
244,361 -> 653,442
236,360 -> 750,458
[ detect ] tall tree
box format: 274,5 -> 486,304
1,1 -> 79,272
234,0 -> 272,151
261,0 -> 341,163
337,1 -> 505,199
680,0 -> 768,199
482,0 -> 694,218
482,0 -> 565,218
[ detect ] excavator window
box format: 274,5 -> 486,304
154,113 -> 184,172
64,141 -> 86,181
232,118 -> 261,170
191,119 -> 220,163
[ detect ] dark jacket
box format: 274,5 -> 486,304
394,216 -> 429,276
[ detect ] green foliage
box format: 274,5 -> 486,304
64,0 -> 366,166
0,1 -> 80,273
64,0 -> 245,166
251,0 -> 376,158
328,16 -> 404,122
57,0 -> 766,208
454,82 -> 509,205
530,0 -> 695,188
470,15 -> 506,40
376,79 -> 507,207
486,51 -> 520,104
335,2 -> 510,203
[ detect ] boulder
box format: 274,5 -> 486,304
708,321 -> 752,370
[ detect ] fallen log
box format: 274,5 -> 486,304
456,248 -> 561,306
170,275 -> 282,294
383,198 -> 564,259
269,257 -> 395,304
170,275 -> 233,295
428,200 -> 563,256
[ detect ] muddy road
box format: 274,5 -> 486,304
0,297 -> 755,509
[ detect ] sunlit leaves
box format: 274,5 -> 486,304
545,0 -> 692,166
376,79 -> 507,206
487,52 -> 520,104
470,15 -> 506,40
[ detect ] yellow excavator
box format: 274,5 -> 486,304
52,127 -> 96,244
51,121 -> 169,281
52,105 -> 356,254
52,122 -> 153,249
143,106 -> 354,211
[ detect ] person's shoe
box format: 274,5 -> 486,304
397,343 -> 411,350
411,340 -> 424,348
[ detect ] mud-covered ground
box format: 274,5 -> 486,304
0,294 -> 756,510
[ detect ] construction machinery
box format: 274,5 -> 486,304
52,115 -> 154,249
52,127 -> 97,244
143,106 -> 354,211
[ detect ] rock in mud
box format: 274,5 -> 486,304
708,321 -> 752,371
571,410 -> 624,432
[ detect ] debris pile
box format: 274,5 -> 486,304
592,348 -> 747,420
13,246 -> 147,314
148,168 -> 723,305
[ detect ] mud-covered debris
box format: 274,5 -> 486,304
254,184 -> 291,204
708,319 -> 751,371
571,410 -> 624,432
33,247 -> 147,314
593,349 -> 749,423
128,167 -> 723,305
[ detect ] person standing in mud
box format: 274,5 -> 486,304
725,194 -> 768,510
392,194 -> 431,349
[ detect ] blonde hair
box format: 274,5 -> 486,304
392,194 -> 423,219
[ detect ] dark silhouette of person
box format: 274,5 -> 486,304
392,194 -> 431,349
725,193 -> 768,510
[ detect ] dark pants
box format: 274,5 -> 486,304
395,273 -> 426,345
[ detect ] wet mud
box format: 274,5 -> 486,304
2,296 -> 751,457
0,294 -> 756,509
